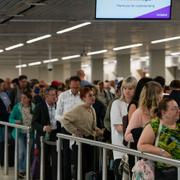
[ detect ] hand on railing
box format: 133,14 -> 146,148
159,148 -> 172,158
15,120 -> 22,125
94,127 -> 104,137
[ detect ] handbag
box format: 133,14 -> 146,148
132,159 -> 154,180
132,122 -> 162,180
118,154 -> 131,180
122,115 -> 129,146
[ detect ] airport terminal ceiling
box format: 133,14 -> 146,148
0,0 -> 180,66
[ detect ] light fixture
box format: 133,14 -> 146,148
87,49 -> 108,56
0,49 -> 4,53
113,43 -> 143,51
56,22 -> 91,34
28,61 -> 41,66
62,54 -> 81,60
28,2 -> 46,6
5,43 -> 24,51
170,52 -> 180,56
151,36 -> 180,44
81,64 -> 90,68
141,56 -> 149,60
111,60 -> 117,64
103,62 -> 109,65
103,60 -> 116,65
15,64 -> 27,68
43,58 -> 59,63
26,34 -> 51,44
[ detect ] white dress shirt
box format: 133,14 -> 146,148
46,102 -> 57,130
55,89 -> 82,126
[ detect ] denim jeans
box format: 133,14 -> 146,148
18,134 -> 27,173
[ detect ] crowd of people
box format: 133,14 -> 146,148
0,70 -> 179,180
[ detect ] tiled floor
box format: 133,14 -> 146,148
0,167 -> 15,180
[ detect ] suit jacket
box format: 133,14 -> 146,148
32,100 -> 61,143
0,98 -> 9,123
0,98 -> 10,142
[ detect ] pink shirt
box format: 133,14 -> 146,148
125,108 -> 150,142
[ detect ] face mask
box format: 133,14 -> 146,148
34,87 -> 40,94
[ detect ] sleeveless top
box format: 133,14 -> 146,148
150,118 -> 180,168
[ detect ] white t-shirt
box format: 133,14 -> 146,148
110,99 -> 128,160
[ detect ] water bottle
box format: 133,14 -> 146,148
45,132 -> 50,141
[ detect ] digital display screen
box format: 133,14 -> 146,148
96,0 -> 172,19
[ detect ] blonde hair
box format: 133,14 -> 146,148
120,76 -> 137,101
139,81 -> 163,117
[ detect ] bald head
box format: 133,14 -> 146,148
77,70 -> 85,80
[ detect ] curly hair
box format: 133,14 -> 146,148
139,81 -> 163,118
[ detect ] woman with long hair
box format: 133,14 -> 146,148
128,77 -> 152,121
125,81 -> 163,144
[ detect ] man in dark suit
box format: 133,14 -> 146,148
0,98 -> 10,166
32,87 -> 60,180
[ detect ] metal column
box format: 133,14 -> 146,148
15,128 -> 19,180
77,142 -> 82,180
26,130 -> 30,180
40,136 -> 44,180
57,138 -> 62,180
4,126 -> 8,175
102,148 -> 107,180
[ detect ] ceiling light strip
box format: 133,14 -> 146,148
5,43 -> 24,51
151,36 -> 180,44
56,22 -> 91,34
43,58 -> 59,63
113,43 -> 143,51
62,54 -> 80,60
0,49 -> 4,53
15,64 -> 27,68
28,61 -> 41,66
26,34 -> 52,44
170,52 -> 180,56
87,49 -> 108,56
81,64 -> 90,68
